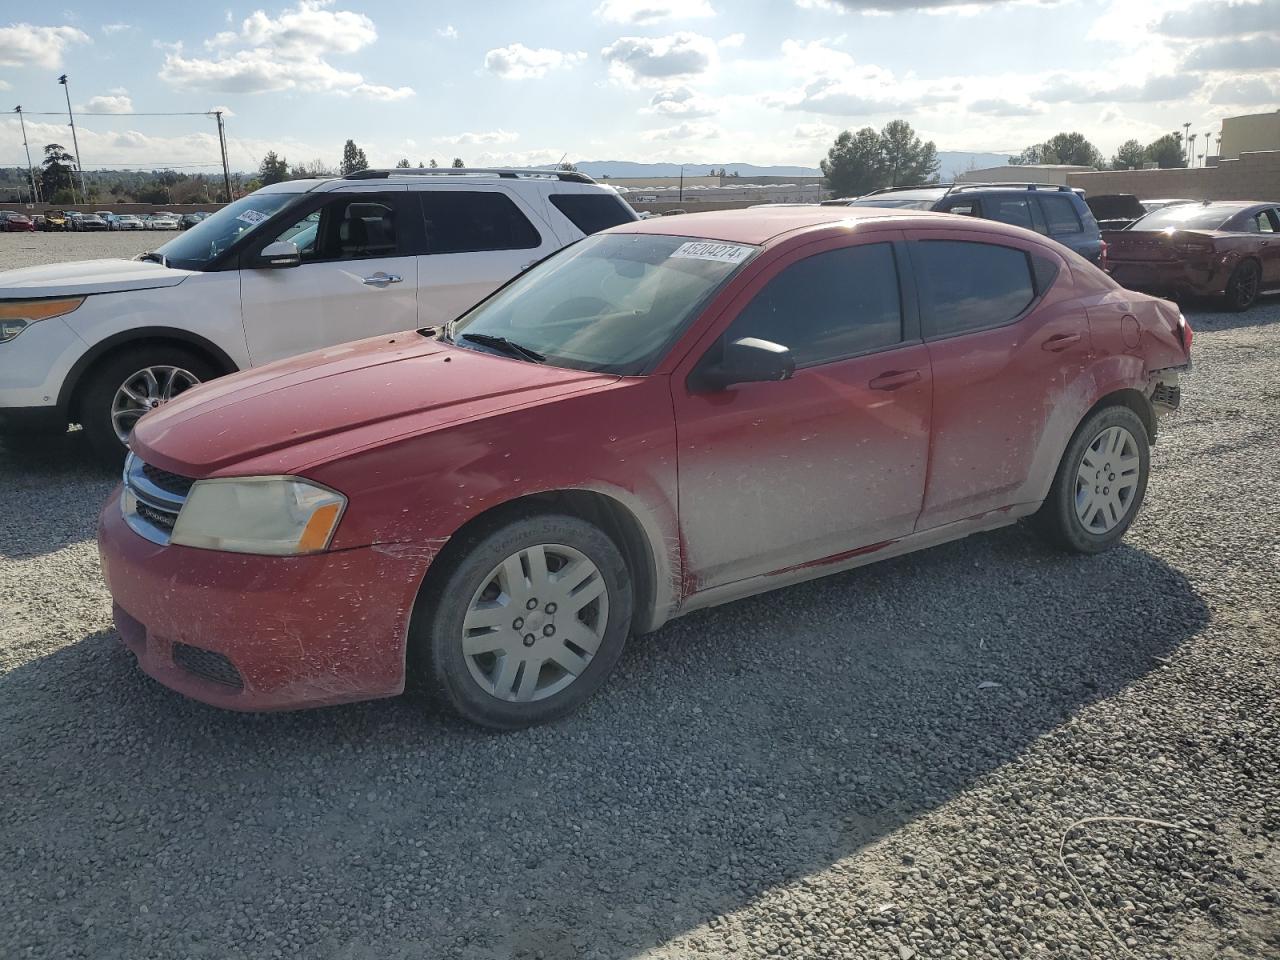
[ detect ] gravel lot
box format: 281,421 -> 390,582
2,233 -> 1278,959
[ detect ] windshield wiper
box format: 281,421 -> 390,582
137,251 -> 167,267
459,332 -> 545,363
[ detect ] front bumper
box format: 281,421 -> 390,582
98,487 -> 425,711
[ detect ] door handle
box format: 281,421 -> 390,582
868,369 -> 921,391
362,273 -> 403,286
1042,332 -> 1081,352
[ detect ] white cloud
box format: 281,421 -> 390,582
1211,74 -> 1280,104
436,24 -> 459,39
0,80 -> 9,91
643,121 -> 720,140
0,23 -> 90,68
1156,0 -> 1279,38
157,0 -> 411,100
441,129 -> 519,145
101,23 -> 132,35
81,94 -> 134,113
793,122 -> 840,140
968,97 -> 1043,116
645,86 -> 719,117
594,0 -> 716,24
796,0 -> 1059,10
484,43 -> 586,79
718,32 -> 746,47
601,32 -> 718,84
1033,73 -> 1201,103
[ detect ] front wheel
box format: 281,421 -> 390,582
78,346 -> 216,469
1224,260 -> 1260,312
1032,405 -> 1150,554
410,513 -> 633,729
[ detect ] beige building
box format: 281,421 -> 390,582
1219,110 -> 1280,161
1066,150 -> 1280,201
956,164 -> 1095,185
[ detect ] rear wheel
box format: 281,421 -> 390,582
410,513 -> 633,729
1033,405 -> 1150,554
78,346 -> 216,469
1224,260 -> 1260,311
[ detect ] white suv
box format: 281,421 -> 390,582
0,169 -> 636,464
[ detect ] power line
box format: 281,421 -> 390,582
15,111 -> 224,117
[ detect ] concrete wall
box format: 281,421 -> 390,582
1066,150 -> 1280,201
956,164 -> 1094,186
1220,111 -> 1280,161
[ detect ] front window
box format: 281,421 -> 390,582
155,191 -> 302,270
446,233 -> 756,375
1132,204 -> 1240,232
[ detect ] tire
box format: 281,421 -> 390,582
1224,260 -> 1260,312
410,512 -> 633,730
1032,405 -> 1150,554
77,346 -> 217,470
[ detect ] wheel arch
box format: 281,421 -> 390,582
411,487 -> 670,640
58,327 -> 239,421
1084,386 -> 1157,444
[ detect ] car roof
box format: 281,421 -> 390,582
609,205 -> 1007,246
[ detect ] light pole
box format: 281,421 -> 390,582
14,106 -> 41,204
678,164 -> 684,203
57,74 -> 88,202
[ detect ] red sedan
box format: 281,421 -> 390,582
0,212 -> 37,232
98,207 -> 1192,728
1104,200 -> 1280,310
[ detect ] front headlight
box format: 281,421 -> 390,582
0,297 -> 85,343
170,476 -> 347,555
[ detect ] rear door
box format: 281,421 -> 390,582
239,186 -> 418,364
906,229 -> 1089,529
414,186 -> 561,328
1250,207 -> 1280,284
1037,192 -> 1101,263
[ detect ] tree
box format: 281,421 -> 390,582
40,143 -> 76,199
395,158 -> 411,168
557,161 -> 578,172
1010,132 -> 1104,168
1111,138 -> 1146,170
340,139 -> 369,175
1144,133 -> 1186,169
1008,144 -> 1045,165
291,157 -> 336,178
820,127 -> 885,198
428,158 -> 438,168
417,161 -> 425,168
879,119 -> 940,186
451,157 -> 465,168
258,150 -> 289,185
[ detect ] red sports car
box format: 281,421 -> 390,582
1104,200 -> 1280,310
98,206 -> 1192,728
0,212 -> 37,232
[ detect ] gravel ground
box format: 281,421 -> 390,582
2,234 -> 1278,959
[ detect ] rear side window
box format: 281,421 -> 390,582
726,243 -> 903,366
1040,194 -> 1083,236
913,240 -> 1036,338
985,196 -> 1034,230
549,193 -> 636,235
419,191 -> 540,254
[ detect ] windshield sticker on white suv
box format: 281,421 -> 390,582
235,209 -> 271,226
669,241 -> 754,264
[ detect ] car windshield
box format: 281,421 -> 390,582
155,192 -> 302,270
447,232 -> 756,376
1132,204 -> 1240,231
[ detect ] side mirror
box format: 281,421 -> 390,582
257,240 -> 301,268
693,337 -> 795,392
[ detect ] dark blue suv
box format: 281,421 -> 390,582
824,183 -> 1104,266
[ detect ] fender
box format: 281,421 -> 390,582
56,326 -> 240,418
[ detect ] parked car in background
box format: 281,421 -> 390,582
1104,200 -> 1280,311
149,213 -> 181,230
1142,199 -> 1196,214
31,214 -> 48,231
96,211 -> 117,228
97,205 -> 1191,727
112,215 -> 146,231
829,183 -> 1105,266
1085,194 -> 1149,231
179,212 -> 208,229
0,167 -> 639,464
73,213 -> 109,232
42,212 -> 69,231
0,211 -> 37,232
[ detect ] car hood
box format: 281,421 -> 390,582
0,258 -> 195,298
131,333 -> 620,476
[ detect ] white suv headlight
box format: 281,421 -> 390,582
170,476 -> 346,555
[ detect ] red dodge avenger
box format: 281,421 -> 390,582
98,206 -> 1192,728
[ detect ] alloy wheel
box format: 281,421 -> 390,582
461,543 -> 610,703
1074,425 -> 1141,534
110,365 -> 202,442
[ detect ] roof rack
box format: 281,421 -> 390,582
862,183 -> 955,196
343,167 -> 597,184
949,181 -> 1075,193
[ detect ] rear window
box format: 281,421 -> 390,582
419,191 -> 541,254
985,196 -> 1034,230
549,193 -> 637,235
913,240 -> 1037,337
1132,204 -> 1239,232
1040,194 -> 1083,236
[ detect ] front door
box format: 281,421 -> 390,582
240,187 -> 418,365
673,234 -> 933,592
1251,207 -> 1280,284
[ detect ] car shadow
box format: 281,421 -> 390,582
1181,292 -> 1280,332
0,525 -> 1209,959
0,429 -> 117,559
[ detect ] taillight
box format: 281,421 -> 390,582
1178,313 -> 1193,353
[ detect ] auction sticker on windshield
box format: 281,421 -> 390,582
235,209 -> 271,226
669,241 -> 754,264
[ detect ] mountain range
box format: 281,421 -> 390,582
555,153 -> 1013,181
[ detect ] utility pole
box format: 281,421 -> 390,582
214,110 -> 233,202
14,106 -> 41,204
678,164 -> 684,203
57,74 -> 87,203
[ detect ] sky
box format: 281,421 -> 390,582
0,0 -> 1276,174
